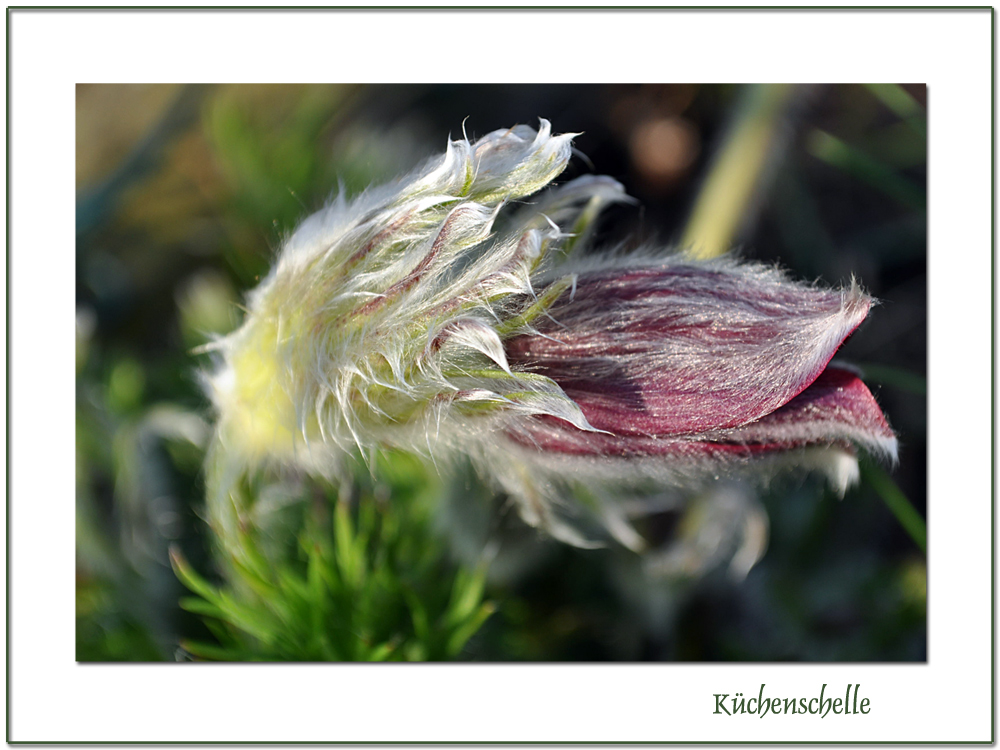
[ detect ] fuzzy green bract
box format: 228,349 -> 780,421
204,120 -> 634,548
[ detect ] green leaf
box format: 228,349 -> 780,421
446,602 -> 496,658
446,562 -> 489,628
181,638 -> 249,662
178,596 -> 225,619
366,640 -> 399,662
864,84 -> 926,136
861,462 -> 926,554
170,547 -> 221,603
334,501 -> 365,589
404,588 -> 431,645
807,129 -> 925,210
495,274 -> 575,337
856,363 -> 927,396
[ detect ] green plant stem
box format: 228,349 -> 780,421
861,463 -> 926,554
681,84 -> 800,259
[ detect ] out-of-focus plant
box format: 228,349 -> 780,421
76,306 -> 209,660
171,452 -> 493,661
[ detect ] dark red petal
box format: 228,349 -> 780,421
506,259 -> 872,436
711,365 -> 898,459
506,366 -> 896,461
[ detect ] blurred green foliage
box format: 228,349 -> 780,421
172,454 -> 493,661
76,84 -> 926,662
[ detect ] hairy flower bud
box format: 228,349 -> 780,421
204,119 -> 896,553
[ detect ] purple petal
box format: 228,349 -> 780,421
506,366 -> 896,462
506,258 -> 872,436
713,365 -> 898,459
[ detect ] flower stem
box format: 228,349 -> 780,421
681,84 -> 800,259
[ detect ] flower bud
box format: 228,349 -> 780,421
204,119 -> 896,554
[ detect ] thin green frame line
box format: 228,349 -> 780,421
991,6 -> 996,746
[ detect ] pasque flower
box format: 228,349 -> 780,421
204,120 -> 896,550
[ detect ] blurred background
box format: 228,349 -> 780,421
76,83 -> 926,661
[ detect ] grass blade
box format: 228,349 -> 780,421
861,462 -> 927,554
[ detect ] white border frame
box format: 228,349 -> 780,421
10,6 -> 993,743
